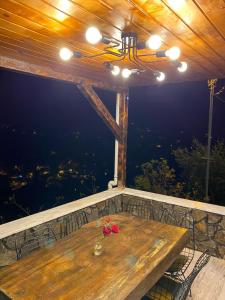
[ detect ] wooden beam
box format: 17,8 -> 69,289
117,90 -> 129,188
0,56 -> 118,91
77,84 -> 123,142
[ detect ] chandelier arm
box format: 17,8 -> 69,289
125,37 -> 145,70
125,37 -> 138,67
137,53 -> 157,58
136,52 -> 168,64
131,38 -> 156,73
134,56 -> 157,73
103,40 -> 128,56
127,36 -> 143,69
137,42 -> 160,74
81,46 -> 126,59
134,59 -> 155,72
104,55 -> 126,65
81,52 -> 113,59
136,59 -> 167,64
122,36 -> 125,54
104,48 -> 126,57
136,51 -> 168,64
82,45 -> 126,60
130,53 -> 145,69
110,40 -> 121,48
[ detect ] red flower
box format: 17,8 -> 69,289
111,224 -> 119,233
103,226 -> 111,236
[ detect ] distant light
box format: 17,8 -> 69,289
178,61 -> 188,72
168,0 -> 186,10
85,27 -> 102,44
165,46 -> 181,60
156,71 -> 165,82
111,65 -> 121,76
122,68 -> 132,79
146,35 -> 162,50
59,47 -> 73,61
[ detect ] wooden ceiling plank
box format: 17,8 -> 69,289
0,32 -> 60,59
0,41 -> 209,88
2,0 -> 221,78
0,42 -> 112,84
96,0 -> 224,77
192,0 -> 225,40
14,0 -> 216,78
0,26 -> 112,75
0,15 -> 163,82
44,0 -> 123,37
161,0 -> 225,60
16,0 -> 122,41
2,0 -> 132,66
193,0 -> 225,38
122,0 -> 225,76
145,0 -> 225,71
0,3 -> 119,61
0,0 -> 224,86
0,40 -> 114,84
0,41 -> 110,84
66,0 -> 218,76
0,16 -> 125,77
0,1 -> 192,74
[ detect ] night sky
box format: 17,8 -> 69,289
127,79 -> 225,181
0,68 -> 225,220
1,69 -> 225,183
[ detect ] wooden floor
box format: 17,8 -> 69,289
186,251 -> 225,300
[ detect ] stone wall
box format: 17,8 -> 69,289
122,194 -> 225,259
0,195 -> 122,266
1,190 -> 225,266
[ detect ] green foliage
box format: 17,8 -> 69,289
134,158 -> 184,197
174,139 -> 225,204
173,139 -> 206,201
134,139 -> 225,204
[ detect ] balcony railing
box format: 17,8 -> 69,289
1,187 -> 225,266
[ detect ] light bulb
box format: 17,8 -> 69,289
111,65 -> 120,76
165,46 -> 181,60
122,68 -> 132,79
59,47 -> 73,61
156,72 -> 165,82
146,35 -> 162,50
178,61 -> 188,72
168,0 -> 186,10
85,27 -> 102,44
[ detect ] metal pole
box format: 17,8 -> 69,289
205,79 -> 217,201
108,93 -> 120,189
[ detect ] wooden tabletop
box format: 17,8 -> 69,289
0,214 -> 189,300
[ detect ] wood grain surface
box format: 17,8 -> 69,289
0,0 -> 224,87
0,214 -> 188,300
77,84 -> 123,142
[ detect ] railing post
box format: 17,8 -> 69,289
117,89 -> 129,188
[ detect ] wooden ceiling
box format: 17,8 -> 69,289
0,0 -> 224,90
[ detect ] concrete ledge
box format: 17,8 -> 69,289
1,187 -> 225,241
123,188 -> 225,216
0,188 -> 123,240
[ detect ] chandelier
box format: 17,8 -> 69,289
59,27 -> 188,82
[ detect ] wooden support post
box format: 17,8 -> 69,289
117,90 -> 129,188
77,84 -> 123,142
78,83 -> 128,189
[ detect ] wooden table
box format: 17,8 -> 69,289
0,214 -> 189,300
